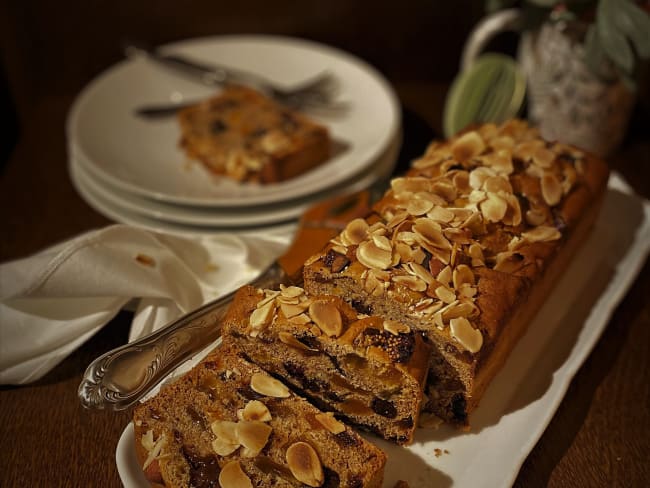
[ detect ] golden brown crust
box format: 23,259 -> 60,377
177,85 -> 331,183
222,285 -> 431,445
303,119 -> 609,426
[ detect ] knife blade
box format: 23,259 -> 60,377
78,189 -> 374,410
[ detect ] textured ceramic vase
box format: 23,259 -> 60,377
518,20 -> 635,157
463,9 -> 636,157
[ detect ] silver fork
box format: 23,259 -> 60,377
125,41 -> 345,116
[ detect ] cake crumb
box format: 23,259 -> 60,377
434,448 -> 450,458
135,254 -> 156,267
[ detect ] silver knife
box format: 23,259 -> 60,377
78,190 -> 374,411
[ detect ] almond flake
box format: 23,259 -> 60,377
451,131 -> 485,161
452,264 -> 475,288
392,274 -> 427,292
406,198 -> 434,216
525,208 -> 547,226
449,317 -> 483,353
242,400 -> 272,422
309,300 -> 343,337
480,193 -> 507,222
541,172 -> 563,206
356,240 -> 393,270
342,218 -> 369,245
219,461 -> 253,488
250,373 -> 290,398
314,412 -> 346,434
249,299 -> 276,330
236,420 -> 272,457
286,442 -> 324,487
435,285 -> 456,304
383,319 -> 411,335
522,225 -> 561,242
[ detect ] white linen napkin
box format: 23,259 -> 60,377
0,224 -> 292,384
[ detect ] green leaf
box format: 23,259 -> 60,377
614,0 -> 650,59
584,25 -> 618,82
596,0 -> 635,73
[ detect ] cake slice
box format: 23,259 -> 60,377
132,342 -> 386,488
221,285 -> 431,445
177,84 -> 331,183
303,119 -> 609,427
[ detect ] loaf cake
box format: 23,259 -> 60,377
303,119 -> 609,427
222,284 -> 431,445
177,84 -> 331,183
133,342 -> 386,488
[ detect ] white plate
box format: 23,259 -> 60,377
116,174 -> 650,487
67,34 -> 400,207
69,157 -> 297,238
70,130 -> 401,228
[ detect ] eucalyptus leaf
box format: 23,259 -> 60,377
583,25 -> 618,82
615,0 -> 650,58
596,1 -> 635,73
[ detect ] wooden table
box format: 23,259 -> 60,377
1,80 -> 648,487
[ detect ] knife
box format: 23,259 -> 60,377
78,189 -> 374,411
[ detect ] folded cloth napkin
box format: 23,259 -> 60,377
0,224 -> 292,384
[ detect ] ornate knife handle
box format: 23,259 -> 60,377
78,263 -> 286,411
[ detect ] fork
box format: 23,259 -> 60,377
125,41 -> 344,115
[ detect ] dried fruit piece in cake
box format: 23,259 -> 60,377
222,284 -> 431,445
303,119 -> 609,427
177,85 -> 331,183
133,343 -> 386,488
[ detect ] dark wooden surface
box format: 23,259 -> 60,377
1,2 -> 649,487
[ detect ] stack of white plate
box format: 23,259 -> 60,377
66,35 -> 402,236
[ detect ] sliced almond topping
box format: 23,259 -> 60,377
452,171 -> 471,192
236,420 -> 272,457
468,243 -> 484,261
219,460 -> 253,488
314,412 -> 346,434
483,175 -> 513,194
212,437 -> 240,456
392,274 -> 427,292
250,373 -> 290,398
541,172 -> 563,206
141,432 -> 166,470
489,135 -> 515,151
469,167 -> 496,190
249,299 -> 276,330
435,285 -> 456,304
452,264 -> 475,289
480,193 -> 508,222
451,130 -> 485,161
391,176 -> 432,194
522,225 -> 562,242
342,218 -> 369,245
406,198 -> 434,216
280,301 -> 309,319
309,300 -> 343,337
289,313 -> 313,326
532,147 -> 556,168
436,265 -> 452,285
501,192 -> 522,227
449,317 -> 483,353
413,218 -> 452,251
427,206 -> 455,223
356,240 -> 393,270
406,262 -> 435,285
431,180 -> 458,202
211,420 -> 239,445
280,285 -> 305,298
514,140 -> 544,162
286,442 -> 324,487
278,331 -> 318,352
383,319 -> 411,335
525,208 -> 547,227
242,400 -> 272,422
